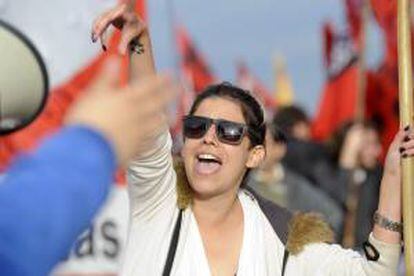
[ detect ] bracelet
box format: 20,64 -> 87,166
373,211 -> 403,233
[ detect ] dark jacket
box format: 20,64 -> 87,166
247,165 -> 343,236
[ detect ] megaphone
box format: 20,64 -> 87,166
0,19 -> 49,135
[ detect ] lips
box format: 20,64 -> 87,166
194,153 -> 222,175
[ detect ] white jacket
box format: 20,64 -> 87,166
121,131 -> 401,275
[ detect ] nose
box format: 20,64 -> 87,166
203,123 -> 219,145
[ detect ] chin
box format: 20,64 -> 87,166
189,179 -> 225,200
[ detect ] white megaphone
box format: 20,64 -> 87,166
0,19 -> 49,135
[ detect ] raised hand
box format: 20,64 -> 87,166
91,3 -> 147,55
339,124 -> 364,169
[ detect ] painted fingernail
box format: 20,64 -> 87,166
404,125 -> 410,131
404,136 -> 410,142
102,44 -> 107,51
402,153 -> 408,158
399,147 -> 405,153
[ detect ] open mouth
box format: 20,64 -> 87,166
197,153 -> 222,164
195,153 -> 222,175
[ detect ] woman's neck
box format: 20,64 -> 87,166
192,190 -> 242,228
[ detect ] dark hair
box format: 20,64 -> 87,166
268,123 -> 287,144
272,105 -> 309,137
188,82 -> 266,147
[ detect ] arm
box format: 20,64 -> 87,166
92,4 -> 176,219
338,124 -> 364,169
0,126 -> 116,276
371,127 -> 405,244
291,235 -> 400,275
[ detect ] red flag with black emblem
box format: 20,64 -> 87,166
312,21 -> 361,141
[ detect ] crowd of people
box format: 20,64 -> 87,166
0,1 -> 409,275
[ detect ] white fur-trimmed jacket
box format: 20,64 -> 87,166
120,131 -> 401,275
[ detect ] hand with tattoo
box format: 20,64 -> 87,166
91,2 -> 147,55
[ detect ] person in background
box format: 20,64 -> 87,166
272,105 -> 312,142
317,121 -> 383,248
247,123 -> 343,235
274,106 -> 330,185
0,59 -> 176,276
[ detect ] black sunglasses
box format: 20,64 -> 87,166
183,115 -> 249,145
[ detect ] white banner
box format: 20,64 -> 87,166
53,185 -> 129,275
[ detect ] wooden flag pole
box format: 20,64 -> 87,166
342,0 -> 371,248
355,0 -> 369,121
397,0 -> 414,274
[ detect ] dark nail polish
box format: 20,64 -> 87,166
400,147 -> 405,153
102,44 -> 107,51
404,136 -> 410,142
404,125 -> 410,131
402,153 -> 408,158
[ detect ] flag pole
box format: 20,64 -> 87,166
343,0 -> 371,248
355,0 -> 369,121
397,0 -> 414,274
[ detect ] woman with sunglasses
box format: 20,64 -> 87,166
92,3 -> 403,275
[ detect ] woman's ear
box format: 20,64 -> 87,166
246,145 -> 266,168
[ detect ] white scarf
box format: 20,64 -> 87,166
174,191 -> 284,275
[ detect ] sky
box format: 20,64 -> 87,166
0,0 -> 384,116
148,0 -> 384,116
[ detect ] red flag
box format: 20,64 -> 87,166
176,26 -> 215,93
313,17 -> 398,156
236,61 -> 276,110
312,66 -> 359,141
0,0 -> 146,173
344,0 -> 363,48
312,22 -> 360,141
368,0 -> 399,151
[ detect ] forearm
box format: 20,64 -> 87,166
127,131 -> 176,218
129,31 -> 156,82
372,172 -> 401,244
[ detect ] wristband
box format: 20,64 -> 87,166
373,211 -> 403,233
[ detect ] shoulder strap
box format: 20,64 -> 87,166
162,209 -> 183,276
281,249 -> 289,276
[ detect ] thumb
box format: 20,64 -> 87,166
90,56 -> 121,91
